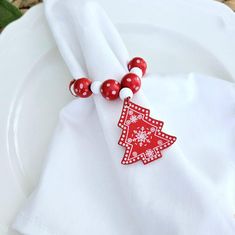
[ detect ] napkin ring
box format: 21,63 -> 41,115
69,57 -> 177,165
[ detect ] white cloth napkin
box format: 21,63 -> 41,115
13,1 -> 235,235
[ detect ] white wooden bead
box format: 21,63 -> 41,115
90,81 -> 102,94
69,81 -> 77,96
130,67 -> 143,78
119,87 -> 133,101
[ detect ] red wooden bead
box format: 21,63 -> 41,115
128,57 -> 147,76
72,78 -> 92,98
121,73 -> 141,94
100,79 -> 121,100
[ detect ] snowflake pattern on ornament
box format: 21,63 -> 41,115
118,98 -> 177,165
145,149 -> 155,159
129,115 -> 138,123
132,126 -> 151,147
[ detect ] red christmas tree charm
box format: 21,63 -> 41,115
118,98 -> 177,165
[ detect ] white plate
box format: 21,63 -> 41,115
0,0 -> 235,234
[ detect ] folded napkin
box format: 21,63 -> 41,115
13,1 -> 235,235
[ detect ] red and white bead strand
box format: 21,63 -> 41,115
69,57 -> 147,101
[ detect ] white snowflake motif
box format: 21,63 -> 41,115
145,149 -> 155,159
133,126 -> 151,147
129,115 -> 138,123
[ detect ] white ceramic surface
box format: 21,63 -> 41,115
0,0 -> 235,234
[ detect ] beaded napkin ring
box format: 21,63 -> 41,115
69,57 -> 176,165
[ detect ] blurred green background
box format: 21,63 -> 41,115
0,0 -> 42,30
